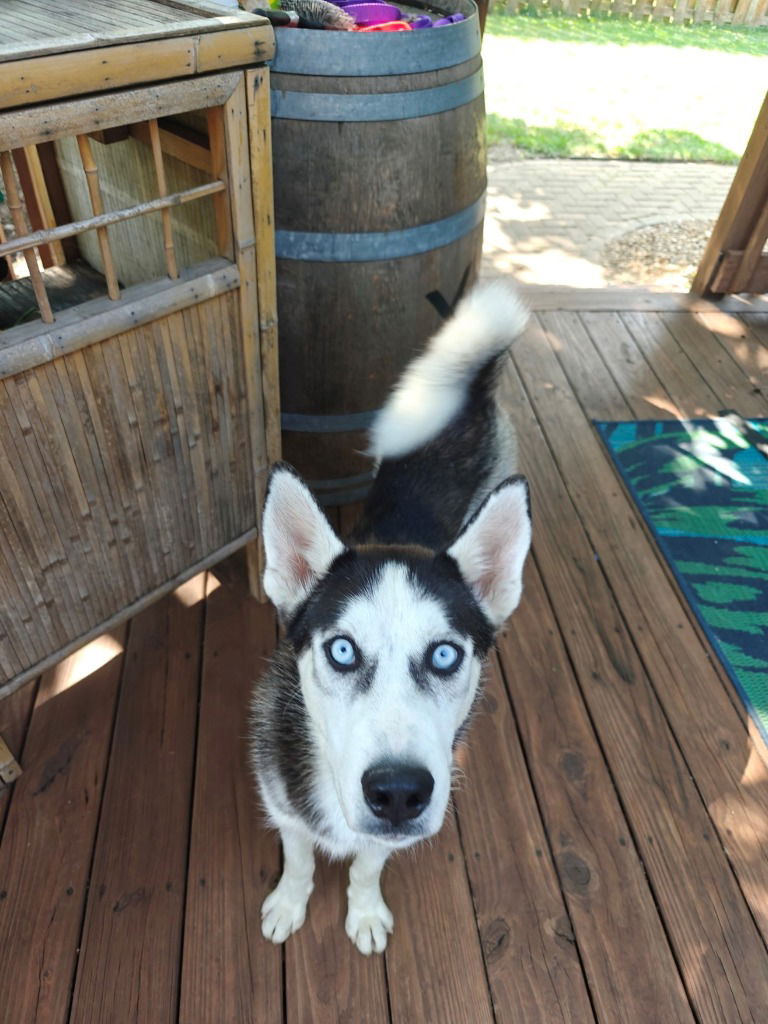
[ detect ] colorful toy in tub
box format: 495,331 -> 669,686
244,0 -> 466,30
339,0 -> 466,28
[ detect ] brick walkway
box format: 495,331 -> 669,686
482,153 -> 737,288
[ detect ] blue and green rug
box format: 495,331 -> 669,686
596,416 -> 768,746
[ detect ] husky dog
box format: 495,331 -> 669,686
250,280 -> 532,955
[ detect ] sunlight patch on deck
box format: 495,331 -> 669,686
39,633 -> 124,702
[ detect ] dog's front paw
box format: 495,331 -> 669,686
345,899 -> 394,955
261,881 -> 312,944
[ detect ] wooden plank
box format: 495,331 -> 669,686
493,558 -> 695,1022
384,816 -> 495,1023
246,66 -> 281,598
0,629 -> 125,1023
69,587 -> 204,1024
0,38 -> 194,110
661,310 -> 768,416
129,120 -> 213,175
711,251 -> 768,294
619,311 -> 724,418
0,151 -> 53,322
12,146 -> 61,267
524,311 -> 768,958
284,857 -> 390,1024
148,119 -> 179,279
517,313 -> 768,979
456,659 -> 598,1023
515,283 -> 768,314
730,193 -> 768,293
222,76 -> 269,600
694,310 -> 768,405
205,106 -> 233,263
35,141 -> 79,263
741,310 -> 768,348
0,72 -> 241,150
179,568 -> 283,1024
578,310 -> 686,419
246,67 -> 281,466
0,28 -> 273,111
0,681 -> 37,837
196,26 -> 274,74
0,9 -> 265,62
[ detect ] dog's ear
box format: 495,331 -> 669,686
446,476 -> 531,628
262,464 -> 345,617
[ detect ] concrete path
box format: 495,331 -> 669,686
482,152 -> 737,288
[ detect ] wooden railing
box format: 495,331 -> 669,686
0,116 -> 231,326
692,91 -> 768,296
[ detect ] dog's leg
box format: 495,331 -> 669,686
261,825 -> 315,943
345,846 -> 393,955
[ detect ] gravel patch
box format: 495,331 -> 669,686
601,219 -> 715,290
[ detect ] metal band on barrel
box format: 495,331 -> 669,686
271,69 -> 483,122
275,194 -> 485,263
281,410 -> 378,432
270,12 -> 479,76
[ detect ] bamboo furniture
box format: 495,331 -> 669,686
0,0 -> 279,699
692,90 -> 768,296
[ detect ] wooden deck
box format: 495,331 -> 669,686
1,289 -> 768,1024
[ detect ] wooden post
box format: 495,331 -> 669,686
206,106 -> 233,260
12,145 -> 65,267
0,150 -> 54,323
246,67 -> 281,468
221,80 -> 269,602
148,119 -> 179,279
75,133 -> 121,300
246,67 -> 281,602
692,90 -> 768,296
36,141 -> 80,263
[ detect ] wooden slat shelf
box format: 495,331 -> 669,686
0,1 -> 279,694
0,0 -> 274,111
2,289 -> 766,1023
0,0 -> 270,62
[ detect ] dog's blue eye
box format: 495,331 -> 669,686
326,636 -> 359,669
430,642 -> 462,673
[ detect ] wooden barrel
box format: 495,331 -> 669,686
271,0 -> 486,504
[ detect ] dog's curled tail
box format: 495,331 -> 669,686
368,279 -> 528,461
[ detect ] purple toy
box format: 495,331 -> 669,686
343,1 -> 401,22
433,11 -> 465,23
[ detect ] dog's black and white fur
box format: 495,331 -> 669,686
250,280 -> 532,954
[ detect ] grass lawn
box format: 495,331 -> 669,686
482,10 -> 768,162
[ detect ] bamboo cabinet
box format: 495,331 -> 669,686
0,1 -> 280,698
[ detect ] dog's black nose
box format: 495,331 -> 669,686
361,764 -> 434,826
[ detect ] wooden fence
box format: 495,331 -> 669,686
495,0 -> 768,24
